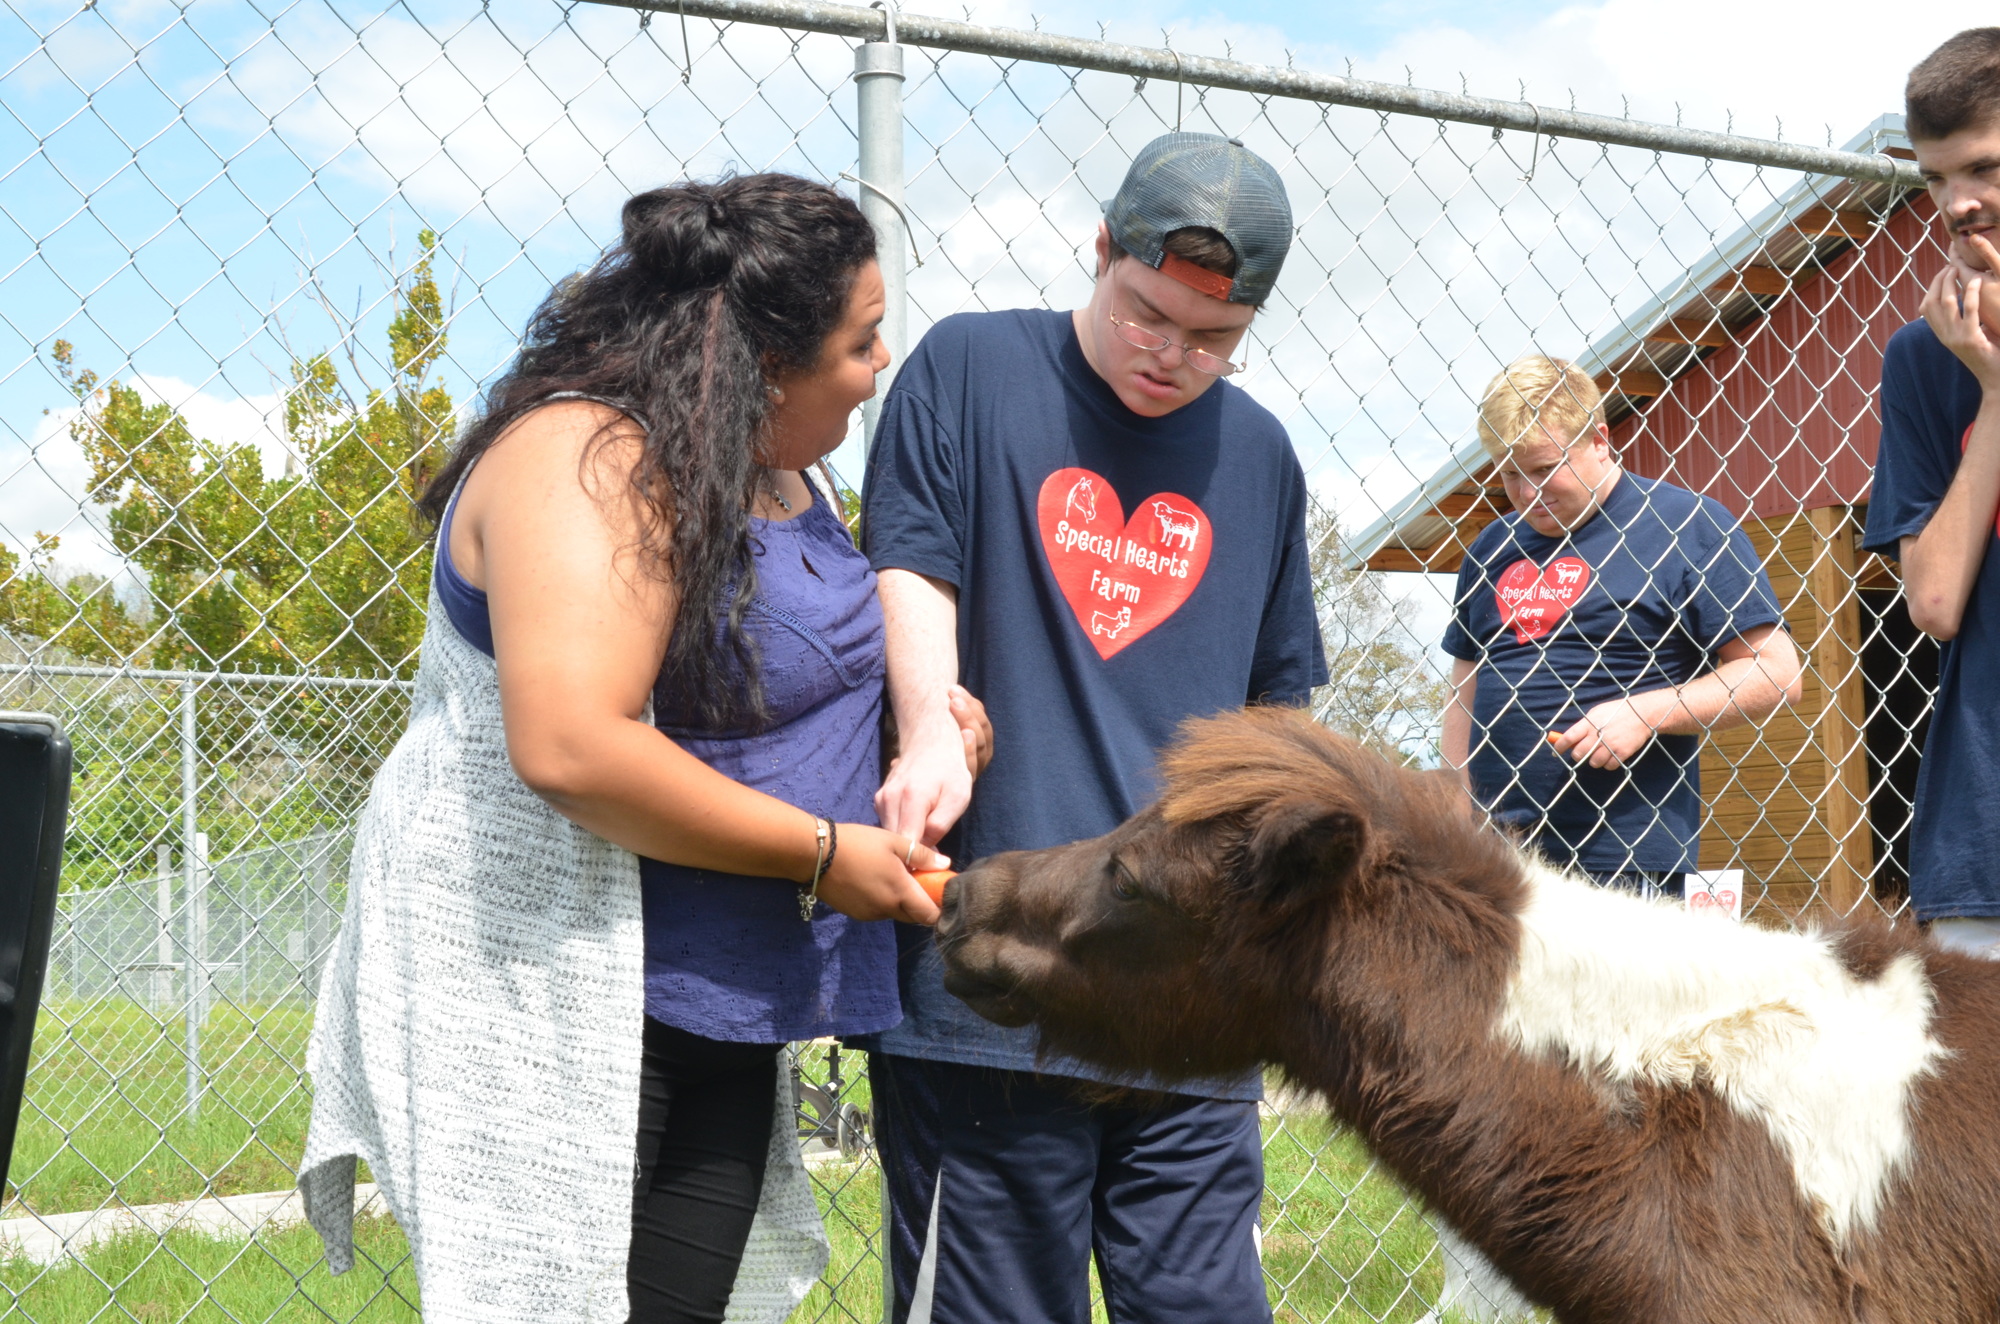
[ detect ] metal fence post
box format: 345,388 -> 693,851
180,679 -> 204,1121
185,831 -> 210,1120
155,844 -> 174,1012
854,8 -> 907,451
306,838 -> 331,997
856,29 -> 908,1296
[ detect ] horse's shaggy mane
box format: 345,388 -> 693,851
1158,705 -> 1407,825
1159,706 -> 1528,922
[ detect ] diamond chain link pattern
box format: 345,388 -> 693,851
0,0 -> 1936,1319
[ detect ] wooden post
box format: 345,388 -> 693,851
1804,506 -> 1871,914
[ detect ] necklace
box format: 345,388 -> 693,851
764,471 -> 793,514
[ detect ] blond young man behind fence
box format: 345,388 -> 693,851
1440,356 -> 1802,894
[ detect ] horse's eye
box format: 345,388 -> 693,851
1111,862 -> 1141,901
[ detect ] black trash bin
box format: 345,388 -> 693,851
0,713 -> 70,1195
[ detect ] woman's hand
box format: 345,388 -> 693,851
949,684 -> 995,778
814,824 -> 949,925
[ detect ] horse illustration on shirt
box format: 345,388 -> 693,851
1066,476 -> 1101,523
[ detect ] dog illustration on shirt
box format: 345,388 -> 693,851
1091,606 -> 1133,640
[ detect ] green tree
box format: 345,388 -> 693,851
6,240 -> 448,890
1308,507 -> 1449,761
47,229 -> 452,675
0,532 -> 147,661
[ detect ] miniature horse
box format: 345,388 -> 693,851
936,708 -> 2000,1324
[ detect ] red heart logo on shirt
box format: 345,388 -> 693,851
1495,556 -> 1592,644
1038,468 -> 1211,659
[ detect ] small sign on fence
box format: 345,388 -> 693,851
1684,869 -> 1744,921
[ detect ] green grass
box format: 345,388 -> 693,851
5,1009 -> 1458,1321
1261,1115 -> 1445,1323
0,1215 -> 419,1322
8,1002 -> 319,1218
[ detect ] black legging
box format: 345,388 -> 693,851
628,1016 -> 782,1324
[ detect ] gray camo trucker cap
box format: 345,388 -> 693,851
1102,132 -> 1293,305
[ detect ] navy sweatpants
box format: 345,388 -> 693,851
869,1052 -> 1272,1324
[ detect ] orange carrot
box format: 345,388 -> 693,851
914,869 -> 956,904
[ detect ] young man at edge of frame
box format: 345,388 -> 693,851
857,133 -> 1327,1324
1862,28 -> 2000,956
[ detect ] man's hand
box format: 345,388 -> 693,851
877,715 -> 973,847
1906,233 -> 2000,640
876,569 -> 975,847
1551,625 -> 1801,770
878,682 -> 994,845
1946,248 -> 2000,331
1553,693 -> 1672,772
1440,657 -> 1478,796
1927,233 -> 2000,392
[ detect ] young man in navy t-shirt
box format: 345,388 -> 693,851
1862,29 -> 2000,955
1443,356 -> 1801,889
861,134 -> 1325,1324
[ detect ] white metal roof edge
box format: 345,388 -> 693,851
1340,116 -> 1912,572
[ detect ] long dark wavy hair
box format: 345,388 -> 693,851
421,174 -> 878,726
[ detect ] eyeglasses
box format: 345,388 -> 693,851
1106,311 -> 1246,377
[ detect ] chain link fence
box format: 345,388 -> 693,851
0,0 -> 1943,1317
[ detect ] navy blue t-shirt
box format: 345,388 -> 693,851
861,307 -> 1327,1096
1862,319 -> 2000,919
1442,473 -> 1782,874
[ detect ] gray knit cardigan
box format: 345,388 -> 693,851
299,582 -> 830,1323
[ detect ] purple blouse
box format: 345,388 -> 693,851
434,477 -> 898,1045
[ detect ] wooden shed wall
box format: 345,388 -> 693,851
1616,198 -> 1945,521
1700,508 -> 1871,924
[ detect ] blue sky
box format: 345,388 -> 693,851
0,0 -> 1959,594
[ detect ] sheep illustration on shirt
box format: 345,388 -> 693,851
1152,501 -> 1200,551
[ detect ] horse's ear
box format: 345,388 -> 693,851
1246,798 -> 1364,893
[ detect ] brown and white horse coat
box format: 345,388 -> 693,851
936,708 -> 2000,1324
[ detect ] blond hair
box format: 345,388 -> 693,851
1476,356 -> 1605,457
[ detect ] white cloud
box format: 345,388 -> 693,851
0,410 -> 103,570
1317,0 -> 1951,146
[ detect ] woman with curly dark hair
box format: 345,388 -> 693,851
300,174 -> 986,1324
